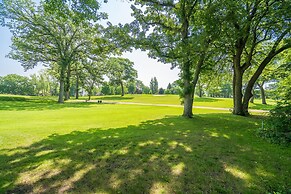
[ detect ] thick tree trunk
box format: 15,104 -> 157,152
242,56 -> 274,114
65,65 -> 71,101
183,93 -> 193,118
233,68 -> 244,115
120,81 -> 124,96
182,61 -> 193,118
58,66 -> 66,103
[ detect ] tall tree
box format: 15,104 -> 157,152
1,0 -> 107,103
79,59 -> 105,100
150,77 -> 159,94
129,0 -> 220,117
220,0 -> 291,115
107,57 -> 137,96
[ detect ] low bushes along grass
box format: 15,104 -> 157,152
258,101 -> 291,145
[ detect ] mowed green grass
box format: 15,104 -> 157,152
82,94 -> 276,110
0,95 -> 290,193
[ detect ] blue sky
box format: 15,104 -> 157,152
0,0 -> 179,88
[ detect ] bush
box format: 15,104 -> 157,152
258,102 -> 291,145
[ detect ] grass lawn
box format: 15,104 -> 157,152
80,94 -> 276,110
0,95 -> 290,193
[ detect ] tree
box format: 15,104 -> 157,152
101,82 -> 111,95
133,80 -> 151,94
127,82 -> 136,94
79,59 -> 105,100
158,88 -> 165,94
1,0 -> 108,103
0,74 -> 34,95
150,77 -> 158,94
107,57 -> 137,96
129,0 -> 220,117
30,69 -> 58,96
219,0 -> 291,115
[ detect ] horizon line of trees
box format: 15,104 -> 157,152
1,71 -> 286,105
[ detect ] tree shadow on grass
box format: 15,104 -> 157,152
194,97 -> 222,103
77,96 -> 134,101
96,96 -> 134,101
0,99 -> 103,111
0,115 -> 290,193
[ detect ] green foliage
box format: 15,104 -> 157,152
129,0 -> 221,117
43,0 -> 105,22
101,82 -> 111,95
1,0 -> 114,103
127,82 -> 136,94
258,102 -> 291,145
150,77 -> 158,94
79,59 -> 105,99
158,88 -> 165,94
0,74 -> 34,95
107,57 -> 137,96
30,70 -> 58,96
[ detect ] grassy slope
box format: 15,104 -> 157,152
0,95 -> 289,193
82,94 -> 276,110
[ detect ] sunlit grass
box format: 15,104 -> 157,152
0,95 -> 289,193
81,94 -> 276,110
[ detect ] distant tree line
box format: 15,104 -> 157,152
0,72 -> 181,97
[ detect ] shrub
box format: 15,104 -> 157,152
258,101 -> 291,145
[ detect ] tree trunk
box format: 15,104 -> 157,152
182,61 -> 193,118
65,65 -> 71,100
58,66 -> 65,103
120,81 -> 124,96
242,55 -> 274,114
250,87 -> 254,103
198,81 -> 202,98
75,74 -> 79,99
192,51 -> 206,102
233,67 -> 244,115
183,93 -> 193,118
258,83 -> 267,104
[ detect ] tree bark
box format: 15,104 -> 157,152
182,61 -> 193,118
258,82 -> 267,104
233,65 -> 245,115
198,80 -> 202,98
183,93 -> 193,118
58,66 -> 65,103
75,73 -> 79,99
242,55 -> 275,114
250,87 -> 254,103
120,81 -> 124,96
192,51 -> 206,102
65,64 -> 71,100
